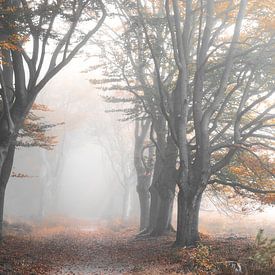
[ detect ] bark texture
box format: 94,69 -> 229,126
175,187 -> 203,247
0,143 -> 15,239
134,119 -> 152,231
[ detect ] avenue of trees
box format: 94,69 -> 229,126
93,0 -> 275,246
1,0 -> 275,248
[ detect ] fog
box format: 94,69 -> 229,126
3,58 -> 274,237
1,1 -> 275,274
4,58 -> 136,223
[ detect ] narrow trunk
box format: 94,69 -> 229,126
38,185 -> 45,220
0,184 -> 5,239
175,187 -> 203,247
122,185 -> 130,222
0,143 -> 15,239
38,150 -> 51,221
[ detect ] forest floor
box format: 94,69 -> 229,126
0,218 -> 274,275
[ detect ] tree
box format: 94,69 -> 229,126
17,103 -> 60,150
89,116 -> 137,223
90,0 -> 179,234
137,0 -> 275,246
0,0 -> 106,238
134,118 -> 153,230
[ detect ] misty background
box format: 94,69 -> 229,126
4,57 -> 274,236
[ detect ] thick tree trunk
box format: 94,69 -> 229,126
175,187 -> 203,247
140,116 -> 166,235
136,175 -> 151,230
145,183 -> 160,234
0,143 -> 15,239
134,119 -> 151,231
151,188 -> 175,236
150,136 -> 177,236
142,151 -> 163,235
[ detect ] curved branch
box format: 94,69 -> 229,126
210,179 -> 275,194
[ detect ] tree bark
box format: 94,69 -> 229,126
142,150 -> 162,234
136,174 -> 151,230
146,181 -> 160,234
150,136 -> 177,236
0,184 -> 5,240
175,186 -> 203,247
0,143 -> 15,239
151,188 -> 175,236
134,119 -> 151,231
138,115 -> 166,236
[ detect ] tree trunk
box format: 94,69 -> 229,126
175,187 -> 203,247
145,182 -> 160,234
38,150 -> 49,220
38,192 -> 44,220
134,119 -> 151,231
141,116 -> 166,235
0,143 -> 15,239
122,184 -> 131,222
141,151 -> 163,235
151,188 -> 175,236
0,184 -> 5,239
136,175 -> 150,230
150,136 -> 177,236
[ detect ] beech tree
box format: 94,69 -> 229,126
90,1 -> 180,234
0,0 -> 106,238
89,0 -> 275,246
136,0 -> 275,246
9,102 -> 59,182
17,103 -> 60,149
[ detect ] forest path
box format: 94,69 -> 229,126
0,222 -> 176,274
0,221 -> 263,274
48,226 -> 158,274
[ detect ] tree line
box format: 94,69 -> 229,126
0,0 -> 274,247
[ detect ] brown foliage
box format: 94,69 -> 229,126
0,219 -> 274,274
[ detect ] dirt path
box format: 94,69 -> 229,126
0,223 -> 272,274
0,225 -> 176,274
47,227 -> 179,274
